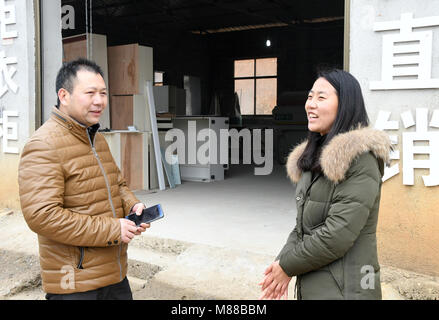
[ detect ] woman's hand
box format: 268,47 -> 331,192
258,261 -> 292,300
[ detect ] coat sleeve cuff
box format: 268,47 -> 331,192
278,251 -> 297,277
106,218 -> 122,246
123,198 -> 141,216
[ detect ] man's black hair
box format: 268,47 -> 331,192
55,58 -> 104,108
297,69 -> 370,173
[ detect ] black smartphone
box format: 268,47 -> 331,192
125,204 -> 164,226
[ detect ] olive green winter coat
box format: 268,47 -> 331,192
277,127 -> 391,300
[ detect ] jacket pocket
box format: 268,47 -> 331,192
328,257 -> 344,295
77,247 -> 85,269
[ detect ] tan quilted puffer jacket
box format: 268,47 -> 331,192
18,107 -> 140,294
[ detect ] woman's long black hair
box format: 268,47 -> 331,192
297,69 -> 370,173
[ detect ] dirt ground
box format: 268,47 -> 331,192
0,208 -> 438,300
380,265 -> 439,300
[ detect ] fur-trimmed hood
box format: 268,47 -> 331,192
286,127 -> 392,184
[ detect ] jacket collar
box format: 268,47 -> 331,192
286,126 -> 392,184
51,106 -> 100,145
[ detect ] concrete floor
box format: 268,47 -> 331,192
134,164 -> 298,257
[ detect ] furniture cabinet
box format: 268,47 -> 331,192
173,117 -> 229,182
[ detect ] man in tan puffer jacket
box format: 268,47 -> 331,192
18,59 -> 150,300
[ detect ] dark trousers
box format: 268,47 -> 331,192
45,277 -> 133,300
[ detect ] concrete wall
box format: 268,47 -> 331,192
349,0 -> 439,276
0,0 -> 62,210
0,0 -> 36,209
42,0 -> 62,122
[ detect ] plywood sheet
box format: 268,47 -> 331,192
111,95 -> 134,130
138,45 -> 154,87
133,94 -> 150,131
121,133 -> 144,190
110,95 -> 150,131
108,44 -> 139,95
102,132 -> 149,190
63,36 -> 87,62
102,132 -> 121,168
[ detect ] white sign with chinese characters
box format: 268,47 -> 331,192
0,109 -> 18,154
0,0 -> 19,155
0,50 -> 17,97
0,0 -> 18,45
371,13 -> 439,90
375,108 -> 439,187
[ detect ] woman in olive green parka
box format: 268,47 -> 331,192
259,69 -> 391,300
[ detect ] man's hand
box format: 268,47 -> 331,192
131,203 -> 151,236
119,218 -> 138,244
132,203 -> 146,216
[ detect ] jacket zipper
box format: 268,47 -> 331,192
295,172 -> 321,299
86,129 -> 123,281
299,172 -> 322,238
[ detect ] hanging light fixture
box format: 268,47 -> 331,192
266,39 -> 271,47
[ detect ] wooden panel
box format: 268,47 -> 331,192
121,133 -> 144,190
90,34 -> 111,130
102,132 -> 150,190
133,94 -> 149,131
138,45 -> 154,86
107,44 -> 139,95
63,37 -> 87,62
102,132 -> 121,168
111,95 -> 134,130
110,94 -> 149,131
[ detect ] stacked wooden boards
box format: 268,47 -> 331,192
107,44 -> 154,131
62,39 -> 154,132
104,44 -> 155,190
63,39 -> 173,191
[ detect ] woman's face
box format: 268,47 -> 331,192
305,77 -> 339,135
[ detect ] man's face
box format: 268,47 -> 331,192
58,70 -> 108,127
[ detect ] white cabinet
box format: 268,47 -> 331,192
173,117 -> 229,182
